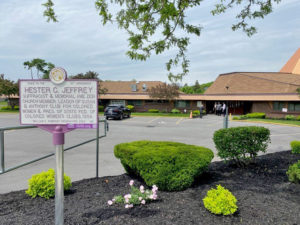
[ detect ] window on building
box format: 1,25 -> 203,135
288,102 -> 300,111
273,102 -> 284,111
175,100 -> 190,108
127,100 -> 143,106
110,100 -> 125,105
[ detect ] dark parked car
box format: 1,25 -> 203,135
104,105 -> 131,120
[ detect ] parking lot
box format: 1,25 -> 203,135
1,113 -> 300,193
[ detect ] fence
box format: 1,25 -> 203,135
0,119 -> 108,177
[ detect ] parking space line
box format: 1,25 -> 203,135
176,118 -> 184,125
148,117 -> 160,123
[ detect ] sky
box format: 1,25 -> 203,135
0,0 -> 300,85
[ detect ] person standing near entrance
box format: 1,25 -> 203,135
222,103 -> 226,116
213,102 -> 217,114
216,102 -> 221,116
199,104 -> 204,119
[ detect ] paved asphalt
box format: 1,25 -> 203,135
0,113 -> 299,194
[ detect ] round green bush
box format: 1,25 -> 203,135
286,160 -> 300,184
291,141 -> 300,154
203,185 -> 238,215
127,105 -> 134,111
297,116 -> 300,121
148,109 -> 159,113
114,141 -> 214,191
213,126 -> 270,164
285,115 -> 296,120
26,169 -> 72,199
171,108 -> 180,114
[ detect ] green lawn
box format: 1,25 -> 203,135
99,112 -> 193,117
0,101 -> 8,107
236,118 -> 300,126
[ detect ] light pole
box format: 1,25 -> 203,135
223,86 -> 229,129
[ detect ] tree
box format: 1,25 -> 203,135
42,0 -> 281,81
0,76 -> 19,109
148,83 -> 179,111
70,71 -> 108,95
23,58 -> 55,79
180,81 -> 213,94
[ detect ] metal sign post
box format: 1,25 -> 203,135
19,68 -> 98,225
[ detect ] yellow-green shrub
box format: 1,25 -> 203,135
286,160 -> 300,183
203,185 -> 238,216
26,169 -> 72,199
291,141 -> 300,154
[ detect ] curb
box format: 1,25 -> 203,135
232,119 -> 300,128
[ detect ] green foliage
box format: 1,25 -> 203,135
239,115 -> 248,120
98,105 -> 104,112
26,169 -> 72,199
114,141 -> 214,191
285,115 -> 296,120
203,185 -> 238,216
291,141 -> 300,154
0,76 -> 19,109
127,105 -> 134,111
148,109 -> 159,113
0,106 -> 19,111
297,116 -> 300,121
192,110 -> 200,116
232,116 -> 239,120
180,81 -> 213,94
213,126 -> 270,165
171,108 -> 180,114
286,160 -> 300,184
42,1 -> 280,81
246,112 -> 266,119
23,58 -> 55,79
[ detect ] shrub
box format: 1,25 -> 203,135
114,141 -> 214,191
213,126 -> 270,165
192,110 -> 200,117
203,185 -> 238,216
297,116 -> 300,121
291,141 -> 300,154
246,112 -> 266,119
171,108 -> 180,114
232,116 -> 239,120
148,109 -> 159,113
26,169 -> 72,199
286,160 -> 300,183
285,115 -> 296,120
239,115 -> 248,120
0,106 -> 19,111
127,105 -> 134,111
98,105 -> 104,112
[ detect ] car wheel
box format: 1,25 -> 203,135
106,116 -> 109,120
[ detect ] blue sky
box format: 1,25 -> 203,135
1,0 -> 300,85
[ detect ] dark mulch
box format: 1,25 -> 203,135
1,150 -> 300,225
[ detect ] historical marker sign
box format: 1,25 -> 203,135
19,80 -> 98,128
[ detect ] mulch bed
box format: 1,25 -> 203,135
1,150 -> 300,225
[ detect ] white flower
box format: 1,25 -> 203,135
129,180 -> 134,186
107,200 -> 113,205
128,204 -> 133,208
139,197 -> 143,201
152,185 -> 158,192
141,200 -> 146,205
125,204 -> 129,208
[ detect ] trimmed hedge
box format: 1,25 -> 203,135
291,141 -> 300,154
171,108 -> 180,114
246,112 -> 266,119
114,141 -> 214,191
213,126 -> 270,164
285,115 -> 296,120
127,105 -> 134,111
148,109 -> 159,113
